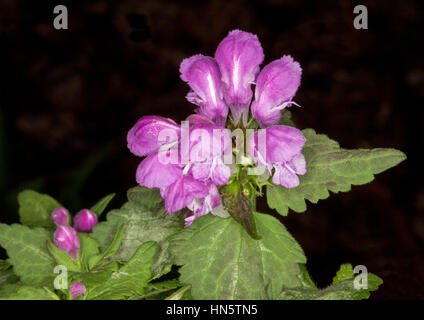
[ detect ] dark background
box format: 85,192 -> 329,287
0,0 -> 423,299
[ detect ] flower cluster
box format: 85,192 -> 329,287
52,207 -> 98,259
127,29 -> 307,226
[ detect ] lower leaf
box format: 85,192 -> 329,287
171,212 -> 306,299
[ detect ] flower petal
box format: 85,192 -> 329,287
180,55 -> 228,124
266,125 -> 306,163
187,181 -> 222,218
186,114 -> 214,125
215,29 -> 264,122
127,116 -> 180,157
287,153 -> 307,175
251,55 -> 302,127
211,157 -> 231,185
272,164 -> 300,188
136,152 -> 182,189
249,125 -> 306,164
165,175 -> 209,213
189,124 -> 232,162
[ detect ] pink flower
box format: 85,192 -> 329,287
215,29 -> 264,123
54,225 -> 80,260
127,116 -> 180,157
180,55 -> 228,125
136,151 -> 183,189
251,56 -> 302,128
185,181 -> 222,227
163,175 -> 209,214
248,125 -> 306,188
51,207 -> 70,226
70,281 -> 86,298
73,209 -> 98,233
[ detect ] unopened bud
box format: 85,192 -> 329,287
73,209 -> 98,233
54,225 -> 80,260
70,281 -> 86,298
51,207 -> 70,226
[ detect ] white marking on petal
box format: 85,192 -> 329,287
207,73 -> 217,106
233,58 -> 240,91
268,100 -> 301,113
283,162 -> 296,174
182,163 -> 191,175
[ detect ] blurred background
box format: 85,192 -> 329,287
0,0 -> 423,299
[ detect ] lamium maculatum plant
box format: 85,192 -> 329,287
0,30 -> 406,300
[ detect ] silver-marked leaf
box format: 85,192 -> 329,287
0,224 -> 55,286
171,212 -> 306,299
267,129 -> 406,215
46,240 -> 81,272
0,286 -> 59,300
18,190 -> 61,227
279,264 -> 383,300
86,241 -> 157,300
91,186 -> 184,278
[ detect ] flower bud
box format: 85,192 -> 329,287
54,225 -> 80,260
70,281 -> 86,298
51,207 -> 70,226
73,209 -> 98,233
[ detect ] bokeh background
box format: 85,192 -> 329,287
0,0 -> 423,299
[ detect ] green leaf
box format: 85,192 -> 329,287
0,224 -> 55,286
0,283 -> 22,297
90,193 -> 115,217
69,261 -> 119,290
267,129 -> 407,215
91,186 -> 184,278
17,190 -> 61,227
0,259 -> 11,271
88,225 -> 124,269
86,241 -> 157,300
165,285 -> 192,300
129,280 -> 182,300
0,286 -> 59,300
0,269 -> 19,287
298,264 -> 317,289
171,212 -> 306,299
332,263 -> 354,283
46,241 -> 81,272
279,264 -> 383,300
77,233 -> 100,270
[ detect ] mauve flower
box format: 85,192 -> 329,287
54,225 -> 80,260
51,207 -> 70,226
251,55 -> 302,127
132,122 -> 229,217
215,29 -> 264,123
164,175 -> 209,214
73,209 -> 98,233
185,114 -> 214,125
248,125 -> 306,188
180,55 -> 228,125
187,124 -> 232,185
127,116 -> 180,157
185,180 -> 222,227
136,151 -> 183,189
70,282 -> 86,298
